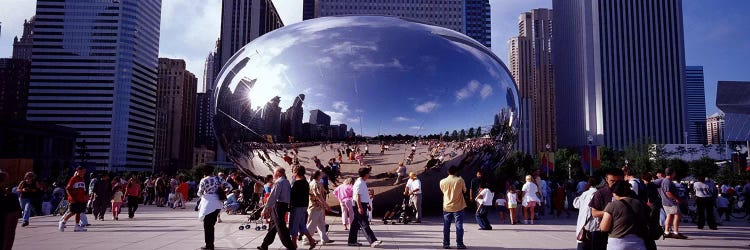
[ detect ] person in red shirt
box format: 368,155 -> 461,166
59,166 -> 89,232
124,177 -> 142,219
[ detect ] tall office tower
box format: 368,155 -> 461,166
0,59 -> 30,120
508,9 -> 554,155
302,0 -> 492,48
194,92 -> 215,149
27,0 -> 161,171
553,0 -> 687,149
280,94 -> 305,142
309,109 -> 331,126
12,17 -> 34,61
203,52 -> 217,93
218,0 -> 284,67
261,96 -> 282,140
716,81 -> 750,142
706,112 -> 724,145
685,66 -> 707,144
155,59 -> 197,173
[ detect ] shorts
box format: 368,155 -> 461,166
68,202 -> 86,214
497,205 -> 508,212
289,207 -> 309,236
508,204 -> 517,209
525,201 -> 537,207
663,205 -> 679,215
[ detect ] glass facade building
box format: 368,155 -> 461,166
685,66 -> 707,144
27,0 -> 161,172
717,81 -> 750,142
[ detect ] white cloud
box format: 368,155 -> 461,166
480,84 -> 494,99
332,101 -> 349,112
347,117 -> 361,124
355,109 -> 364,113
351,58 -> 404,70
324,41 -> 378,57
415,101 -> 439,113
323,110 -> 346,125
409,126 -> 423,130
315,57 -> 333,67
0,0 -> 37,58
456,80 -> 481,101
394,116 -> 413,122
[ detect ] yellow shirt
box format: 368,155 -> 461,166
439,175 -> 467,212
112,191 -> 123,203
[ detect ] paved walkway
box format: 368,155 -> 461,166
13,202 -> 750,249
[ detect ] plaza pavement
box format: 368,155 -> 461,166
13,202 -> 750,250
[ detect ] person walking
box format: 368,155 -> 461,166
17,172 -> 41,227
197,164 -> 233,250
91,173 -> 112,220
475,182 -> 493,230
289,166 -> 317,250
58,166 -> 89,232
124,177 -> 141,219
659,167 -> 687,239
574,177 -> 599,250
439,165 -> 467,249
589,169 -> 625,249
257,168 -> 296,250
111,186 -> 124,220
521,175 -> 541,224
305,170 -> 334,246
405,172 -> 422,223
693,175 -> 718,230
599,180 -> 650,250
394,162 -> 407,185
334,177 -> 355,230
347,167 -> 383,248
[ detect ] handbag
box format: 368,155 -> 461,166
577,215 -> 592,241
621,199 -> 663,241
215,177 -> 227,201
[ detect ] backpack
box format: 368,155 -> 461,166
633,179 -> 647,202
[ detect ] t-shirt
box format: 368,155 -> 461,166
290,179 -> 310,208
589,186 -> 613,212
476,188 -> 494,206
496,198 -> 507,207
716,197 -> 729,208
660,178 -> 677,206
66,175 -> 88,203
353,178 -> 371,203
407,179 -> 422,195
439,175 -> 467,212
112,191 -> 124,203
507,192 -> 518,205
603,198 -> 649,239
693,181 -> 713,198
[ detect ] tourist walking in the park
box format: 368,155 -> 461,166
693,175 -> 718,230
124,177 -> 141,219
91,173 -> 112,220
641,173 -> 663,226
660,167 -> 687,239
521,175 -> 541,224
305,170 -> 333,246
289,166 -> 317,249
0,169 -> 21,249
405,172 -> 422,223
599,180 -> 650,250
334,177 -> 355,230
475,182 -> 493,230
348,167 -> 382,248
258,168 -> 296,250
440,165 -> 467,249
111,186 -> 123,220
589,169 -> 625,249
574,177 -> 599,250
17,172 -> 41,227
58,166 -> 89,232
506,186 -> 518,224
197,164 -> 232,250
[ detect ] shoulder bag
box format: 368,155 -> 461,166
215,177 -> 227,201
621,199 -> 662,241
576,215 -> 592,241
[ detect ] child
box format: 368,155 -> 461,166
716,193 -> 730,222
495,193 -> 508,224
368,188 -> 375,222
475,183 -> 494,230
507,185 -> 519,225
111,186 -> 123,220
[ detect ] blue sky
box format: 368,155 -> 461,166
1,0 -> 748,116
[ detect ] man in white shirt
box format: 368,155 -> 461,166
348,167 -> 383,248
405,172 -> 422,223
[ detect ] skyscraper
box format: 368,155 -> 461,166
27,0 -> 161,171
685,66 -> 707,144
12,17 -> 34,61
508,9 -> 554,154
302,0 -> 491,48
155,58 -> 197,173
309,109 -> 331,126
553,0 -> 687,149
716,81 -> 750,142
194,92 -> 215,149
0,59 -> 30,120
706,112 -> 724,145
218,0 -> 285,67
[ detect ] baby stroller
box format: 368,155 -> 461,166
53,200 -> 69,216
239,203 -> 268,231
382,196 -> 415,224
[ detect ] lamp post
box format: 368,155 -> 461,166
545,143 -> 551,178
587,135 -> 593,177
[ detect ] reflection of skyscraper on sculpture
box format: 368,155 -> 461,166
261,96 -> 282,141
281,94 -> 305,142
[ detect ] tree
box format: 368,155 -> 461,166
476,127 -> 482,137
468,127 -> 475,138
451,130 -> 458,140
689,157 -> 719,178
459,129 -> 466,140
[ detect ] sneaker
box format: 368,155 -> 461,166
22,221 -> 29,227
457,245 -> 467,249
371,240 -> 383,248
443,246 -> 452,249
58,221 -> 66,232
347,242 -> 363,246
530,220 -> 534,225
74,225 -> 87,232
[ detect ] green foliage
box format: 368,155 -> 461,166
494,151 -> 534,182
688,157 -> 719,178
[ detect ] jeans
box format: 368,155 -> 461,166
475,205 -> 492,229
127,196 -> 139,218
348,203 -> 378,244
92,196 -> 109,219
696,197 -> 717,228
203,209 -> 220,247
442,210 -> 464,247
20,198 -> 32,223
261,202 -> 295,249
